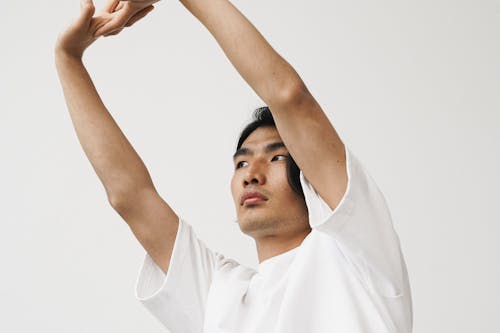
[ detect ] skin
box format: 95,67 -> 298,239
55,0 -> 348,272
55,0 -> 180,275
231,126 -> 311,263
94,0 -> 160,37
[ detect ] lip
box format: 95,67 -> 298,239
243,197 -> 266,206
240,190 -> 268,206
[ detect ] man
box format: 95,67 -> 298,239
55,0 -> 413,332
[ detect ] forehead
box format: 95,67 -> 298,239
242,126 -> 282,146
233,126 -> 287,161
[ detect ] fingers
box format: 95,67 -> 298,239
94,7 -> 132,37
103,6 -> 153,36
90,14 -> 113,36
124,5 -> 155,27
105,28 -> 124,36
104,0 -> 120,13
78,0 -> 95,27
99,5 -> 155,37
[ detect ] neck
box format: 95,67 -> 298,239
255,226 -> 311,264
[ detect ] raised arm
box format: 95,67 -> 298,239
178,0 -> 348,212
55,0 -> 177,273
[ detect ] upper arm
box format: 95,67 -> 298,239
111,188 -> 179,274
269,83 -> 348,212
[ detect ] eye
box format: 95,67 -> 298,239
235,161 -> 247,169
235,155 -> 287,170
272,154 -> 288,161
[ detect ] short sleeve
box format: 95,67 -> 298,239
134,217 -> 226,333
299,145 -> 408,298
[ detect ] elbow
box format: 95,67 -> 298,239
108,194 -> 123,211
108,185 -> 157,214
106,186 -> 136,212
108,191 -> 127,212
107,179 -> 156,212
271,79 -> 310,109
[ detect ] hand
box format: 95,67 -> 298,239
93,0 -> 160,37
55,0 -> 156,59
55,0 -> 104,59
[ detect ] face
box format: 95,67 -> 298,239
230,126 -> 309,239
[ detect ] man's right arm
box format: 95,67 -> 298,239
54,51 -> 178,274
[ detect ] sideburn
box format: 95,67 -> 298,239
286,154 -> 305,200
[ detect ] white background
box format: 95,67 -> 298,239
1,0 -> 499,332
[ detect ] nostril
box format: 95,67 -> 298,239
244,178 -> 258,185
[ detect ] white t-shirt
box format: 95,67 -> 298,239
135,145 -> 413,333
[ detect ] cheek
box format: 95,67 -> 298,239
269,165 -> 292,194
230,175 -> 239,202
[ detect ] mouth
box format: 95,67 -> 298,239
242,197 -> 267,206
240,190 -> 268,206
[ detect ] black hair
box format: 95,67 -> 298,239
236,106 -> 305,200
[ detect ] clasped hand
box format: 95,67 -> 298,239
55,0 -> 159,59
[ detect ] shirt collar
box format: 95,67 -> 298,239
257,246 -> 300,278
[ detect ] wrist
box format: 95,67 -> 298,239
54,47 -> 84,63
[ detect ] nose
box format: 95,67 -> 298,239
243,160 -> 266,186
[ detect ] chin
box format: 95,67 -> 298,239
238,213 -> 277,234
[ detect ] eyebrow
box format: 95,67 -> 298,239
233,141 -> 287,161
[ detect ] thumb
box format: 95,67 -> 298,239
78,0 -> 95,26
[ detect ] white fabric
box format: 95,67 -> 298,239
135,145 -> 413,333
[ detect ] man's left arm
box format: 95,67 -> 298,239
178,0 -> 348,211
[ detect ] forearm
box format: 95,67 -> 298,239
55,52 -> 155,203
179,0 -> 305,106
